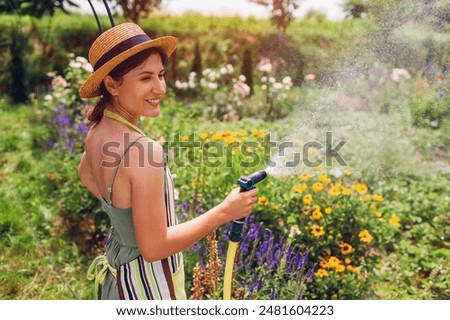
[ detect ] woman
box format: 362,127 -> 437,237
78,23 -> 257,300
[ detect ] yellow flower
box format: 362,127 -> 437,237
363,194 -> 371,201
347,265 -> 358,273
299,173 -> 312,181
272,204 -> 279,211
312,182 -> 324,192
374,194 -> 384,202
221,131 -> 231,138
339,242 -> 354,255
344,169 -> 351,176
302,208 -> 310,215
318,173 -> 328,182
342,188 -> 351,196
237,130 -> 247,137
314,268 -> 328,278
251,129 -> 259,136
359,229 -> 373,243
240,136 -> 247,143
344,258 -> 351,265
293,184 -> 307,193
352,183 -> 368,194
325,207 -> 332,215
224,136 -> 237,145
191,180 -> 197,188
312,210 -> 323,220
319,260 -> 329,268
182,135 -> 189,142
336,263 -> 346,272
329,185 -> 340,196
212,133 -> 222,141
312,204 -> 320,211
328,256 -> 341,268
370,203 -> 377,210
311,224 -> 325,237
201,133 -> 209,140
389,215 -> 400,227
258,130 -> 265,139
303,194 -> 313,205
375,211 -> 382,218
258,196 -> 269,206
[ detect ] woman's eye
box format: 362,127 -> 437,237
159,74 -> 165,79
141,77 -> 150,81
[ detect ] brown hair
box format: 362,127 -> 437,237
88,47 -> 166,125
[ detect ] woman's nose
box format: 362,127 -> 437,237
152,78 -> 166,95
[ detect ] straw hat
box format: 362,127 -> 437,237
79,22 -> 178,98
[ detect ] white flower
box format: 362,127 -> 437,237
282,76 -> 292,86
391,68 -> 411,82
69,61 -> 82,69
261,76 -> 268,82
75,56 -> 88,64
269,77 -> 276,83
238,75 -> 246,82
188,80 -> 196,88
82,63 -> 93,73
257,58 -> 272,73
226,64 -> 234,74
273,82 -> 283,90
175,80 -> 188,90
233,82 -> 251,97
44,94 -> 53,102
220,67 -> 228,75
289,225 -> 301,238
189,72 -> 197,80
261,84 -> 267,91
305,74 -> 316,81
330,168 -> 343,178
207,82 -> 218,90
202,68 -> 211,76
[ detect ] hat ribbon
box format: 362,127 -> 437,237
94,34 -> 151,71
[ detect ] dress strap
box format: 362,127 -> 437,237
107,135 -> 147,206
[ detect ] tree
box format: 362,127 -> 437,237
241,47 -> 254,95
8,26 -> 28,103
0,0 -> 78,16
191,40 -> 202,76
104,0 -> 162,24
250,0 -> 300,33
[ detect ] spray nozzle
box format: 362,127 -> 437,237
229,170 -> 268,242
237,170 -> 268,191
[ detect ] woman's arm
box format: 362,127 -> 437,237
128,139 -> 257,262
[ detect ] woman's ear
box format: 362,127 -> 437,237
103,75 -> 119,96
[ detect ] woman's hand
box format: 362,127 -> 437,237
219,187 -> 258,221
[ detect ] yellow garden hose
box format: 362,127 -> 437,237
223,170 -> 268,300
223,241 -> 239,300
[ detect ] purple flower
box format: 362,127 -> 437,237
269,285 -> 276,300
257,277 -> 263,291
66,139 -> 74,153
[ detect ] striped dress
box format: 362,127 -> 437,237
87,136 -> 186,300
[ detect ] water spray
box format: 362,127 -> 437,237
223,169 -> 268,300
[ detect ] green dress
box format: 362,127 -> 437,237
87,136 -> 186,300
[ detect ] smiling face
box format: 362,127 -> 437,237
107,53 -> 167,120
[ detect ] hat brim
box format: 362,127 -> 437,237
79,36 -> 178,99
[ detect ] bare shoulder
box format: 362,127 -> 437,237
126,136 -> 165,174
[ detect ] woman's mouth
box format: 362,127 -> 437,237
146,98 -> 160,105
